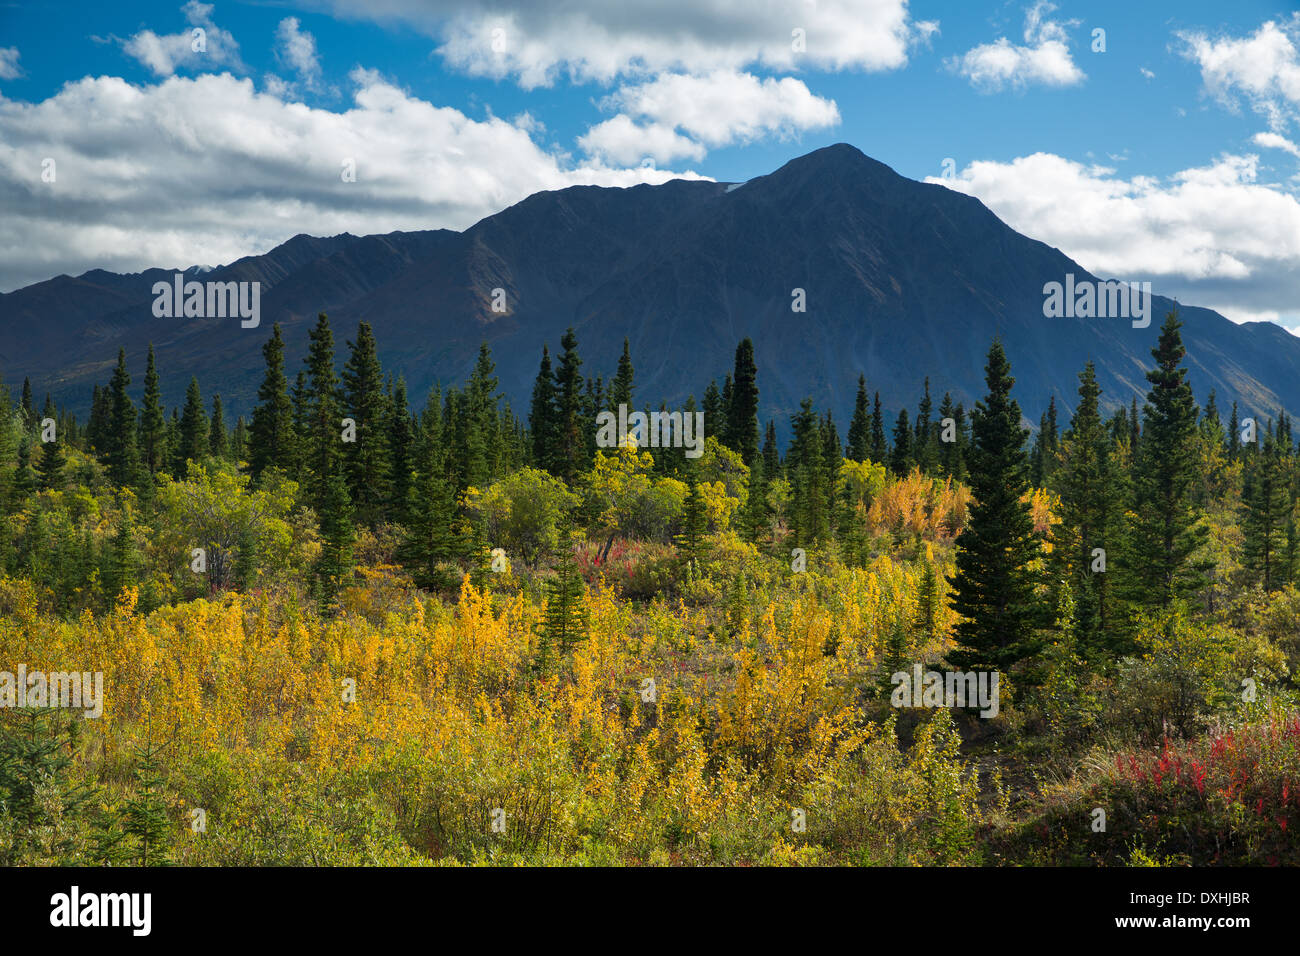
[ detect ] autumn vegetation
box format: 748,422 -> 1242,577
2,311 -> 1298,866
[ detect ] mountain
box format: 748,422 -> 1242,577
3,143 -> 1297,437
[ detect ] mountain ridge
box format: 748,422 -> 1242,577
2,143 -> 1296,437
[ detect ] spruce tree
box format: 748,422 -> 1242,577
37,426 -> 65,492
1241,429 -> 1289,591
139,345 -> 167,475
554,328 -> 587,482
727,338 -> 760,465
1054,362 -> 1123,658
315,466 -> 355,607
388,377 -> 415,525
533,520 -> 589,672
677,471 -> 709,571
789,399 -> 829,546
847,375 -> 871,461
762,420 -> 780,476
208,394 -> 227,459
341,321 -> 391,522
106,349 -> 141,489
248,324 -> 297,480
1124,311 -> 1212,611
303,313 -> 343,510
947,340 -> 1046,674
890,408 -> 913,476
529,345 -> 559,473
176,376 -> 208,472
915,377 -> 936,473
870,392 -> 888,463
611,337 -> 635,411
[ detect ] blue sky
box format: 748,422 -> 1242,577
2,0 -> 1298,327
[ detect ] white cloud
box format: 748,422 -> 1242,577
275,17 -> 323,90
1179,15 -> 1300,131
1140,67 -> 1155,80
0,47 -> 22,81
1254,131 -> 1300,158
121,1 -> 245,77
305,0 -> 932,88
580,70 -> 841,165
580,116 -> 705,167
927,151 -> 1300,321
948,1 -> 1084,92
0,71 -> 707,291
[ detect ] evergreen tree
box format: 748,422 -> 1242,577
611,337 -> 635,410
105,349 -> 141,488
554,328 -> 587,482
727,338 -> 760,465
915,377 -> 936,473
388,377 -> 415,524
1241,430 -> 1289,591
208,394 -> 228,459
19,377 -> 33,425
232,415 -> 248,463
870,392 -> 888,463
847,375 -> 871,461
175,376 -> 208,472
937,391 -> 966,479
303,313 -> 343,509
529,345 -> 559,473
86,384 -> 110,456
139,344 -> 167,475
702,380 -> 725,443
315,466 -> 355,607
123,743 -> 171,867
37,424 -> 65,492
890,408 -> 913,476
1125,311 -> 1212,611
947,340 -> 1046,674
1228,401 -> 1241,457
533,520 -> 589,672
676,471 -> 710,571
762,419 -> 780,476
12,439 -> 37,502
399,461 -> 460,590
248,324 -> 297,480
102,506 -> 140,604
788,399 -> 830,546
341,321 -> 391,522
1054,362 -> 1123,658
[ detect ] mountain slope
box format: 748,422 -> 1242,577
2,144 -> 1296,437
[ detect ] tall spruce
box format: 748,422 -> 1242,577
1124,311 -> 1212,611
105,349 -> 141,488
947,340 -> 1045,674
208,394 -> 228,459
341,321 -> 391,522
175,376 -> 208,472
529,345 -> 559,473
1054,362 -> 1122,658
847,375 -> 871,461
611,337 -> 635,410
139,345 -> 167,475
554,328 -> 586,482
248,324 -> 296,480
726,338 -> 760,465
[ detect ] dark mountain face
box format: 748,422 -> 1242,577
3,143 -> 1297,437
